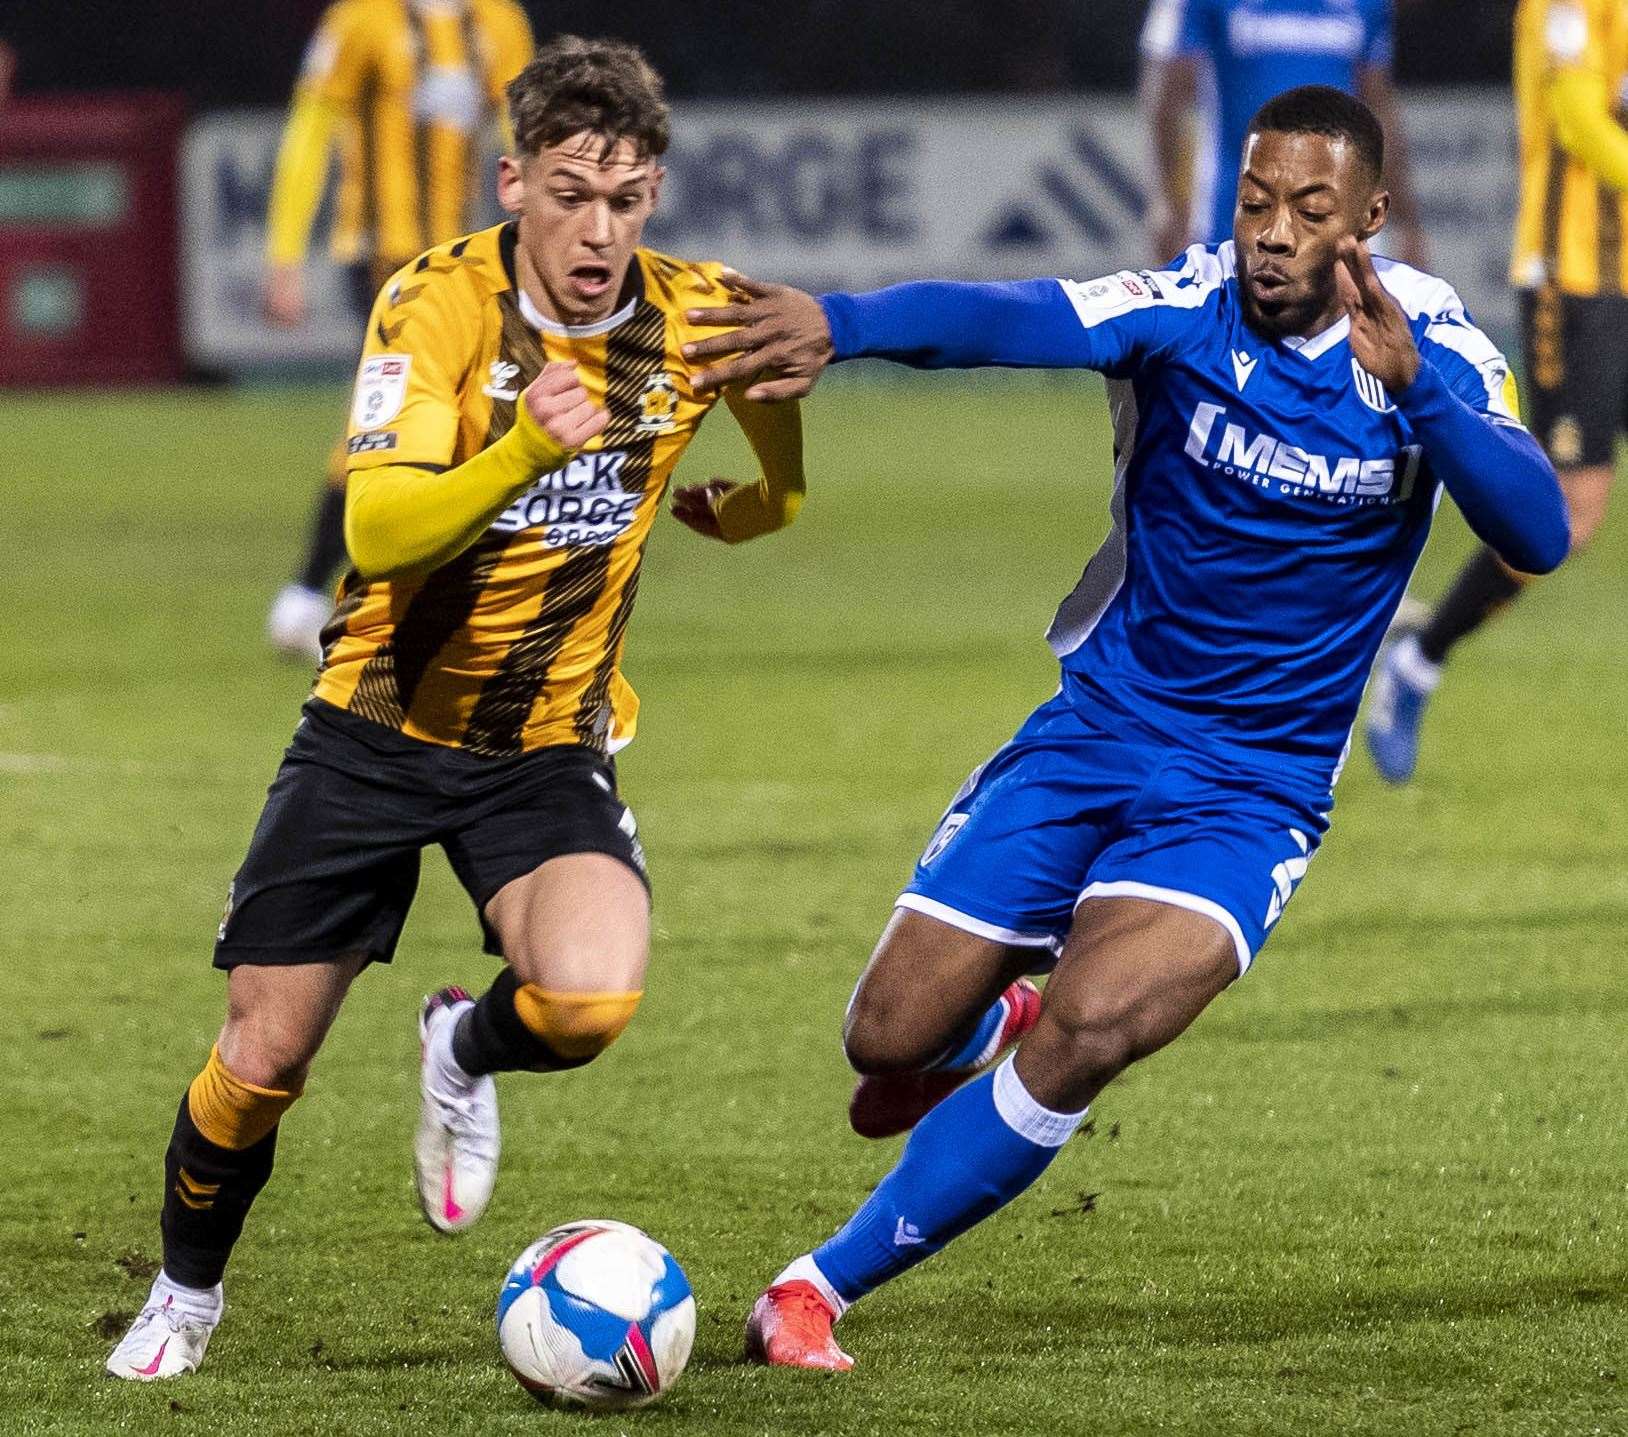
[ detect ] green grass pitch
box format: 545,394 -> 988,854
2,379 -> 1623,1436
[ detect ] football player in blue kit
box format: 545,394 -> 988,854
1140,0 -> 1426,268
680,86 -> 1569,1370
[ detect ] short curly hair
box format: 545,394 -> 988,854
1249,85 -> 1384,182
506,35 -> 670,161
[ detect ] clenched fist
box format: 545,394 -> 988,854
523,361 -> 608,450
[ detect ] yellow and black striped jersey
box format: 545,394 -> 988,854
317,222 -> 740,758
294,0 -> 534,267
1512,0 -> 1628,293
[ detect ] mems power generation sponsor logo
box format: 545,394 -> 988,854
1184,402 -> 1422,506
491,449 -> 641,548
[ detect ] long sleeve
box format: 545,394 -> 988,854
264,89 -> 340,267
345,405 -> 573,579
1394,361 -> 1569,574
1550,65 -> 1628,194
819,256 -> 1216,377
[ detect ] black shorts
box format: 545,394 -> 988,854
213,699 -> 648,970
1520,286 -> 1628,468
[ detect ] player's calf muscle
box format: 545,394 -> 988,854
1016,904 -> 1236,1111
217,955 -> 365,1089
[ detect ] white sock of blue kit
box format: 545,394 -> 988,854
809,1057 -> 1087,1304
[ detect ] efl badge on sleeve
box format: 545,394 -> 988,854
352,354 -> 412,430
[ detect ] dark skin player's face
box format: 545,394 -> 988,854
1233,129 -> 1388,340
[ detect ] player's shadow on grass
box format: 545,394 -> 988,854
989,1270 -> 1625,1351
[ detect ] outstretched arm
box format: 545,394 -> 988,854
682,270 -> 1181,399
1337,239 -> 1568,574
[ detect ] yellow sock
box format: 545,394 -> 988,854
186,1045 -> 301,1151
512,987 -> 642,1061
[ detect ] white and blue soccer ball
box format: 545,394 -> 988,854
497,1220 -> 695,1409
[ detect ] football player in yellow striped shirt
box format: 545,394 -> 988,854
1367,0 -> 1612,782
107,36 -> 806,1381
263,0 -> 536,662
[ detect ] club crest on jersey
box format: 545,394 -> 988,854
635,372 -> 681,434
482,359 -> 522,401
352,354 -> 410,430
1351,359 -> 1396,414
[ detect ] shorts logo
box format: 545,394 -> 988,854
921,813 -> 967,867
217,880 -> 235,942
351,354 -> 410,430
635,372 -> 680,435
347,430 -> 397,455
1263,829 -> 1313,929
618,805 -> 647,874
1548,415 -> 1583,466
482,359 -> 521,402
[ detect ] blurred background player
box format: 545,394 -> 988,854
262,0 -> 535,661
1367,0 -> 1615,782
1139,0 -> 1428,266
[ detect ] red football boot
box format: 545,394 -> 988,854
848,976 -> 1042,1139
745,1280 -> 854,1371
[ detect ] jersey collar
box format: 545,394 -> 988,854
499,221 -> 647,338
1280,315 -> 1351,361
518,287 -> 639,338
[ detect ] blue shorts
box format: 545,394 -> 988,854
900,685 -> 1333,975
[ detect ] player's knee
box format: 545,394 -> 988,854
841,988 -> 940,1075
513,984 -> 642,1067
187,1044 -> 303,1151
219,1006 -> 323,1094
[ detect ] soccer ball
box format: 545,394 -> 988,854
497,1220 -> 695,1408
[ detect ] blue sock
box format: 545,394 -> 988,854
933,993 -> 1009,1071
813,1059 -> 1085,1304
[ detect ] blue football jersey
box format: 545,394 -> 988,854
1141,0 -> 1393,246
1040,244 -> 1519,786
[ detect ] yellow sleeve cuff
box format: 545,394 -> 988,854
714,389 -> 807,543
713,473 -> 806,543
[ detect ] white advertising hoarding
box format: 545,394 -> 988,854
183,91 -> 1520,373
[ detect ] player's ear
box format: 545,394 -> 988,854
497,154 -> 525,216
1358,187 -> 1390,245
647,163 -> 666,212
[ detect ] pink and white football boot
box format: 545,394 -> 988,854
415,987 -> 500,1234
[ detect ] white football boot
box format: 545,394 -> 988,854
265,582 -> 330,664
105,1276 -> 223,1381
415,987 -> 500,1234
